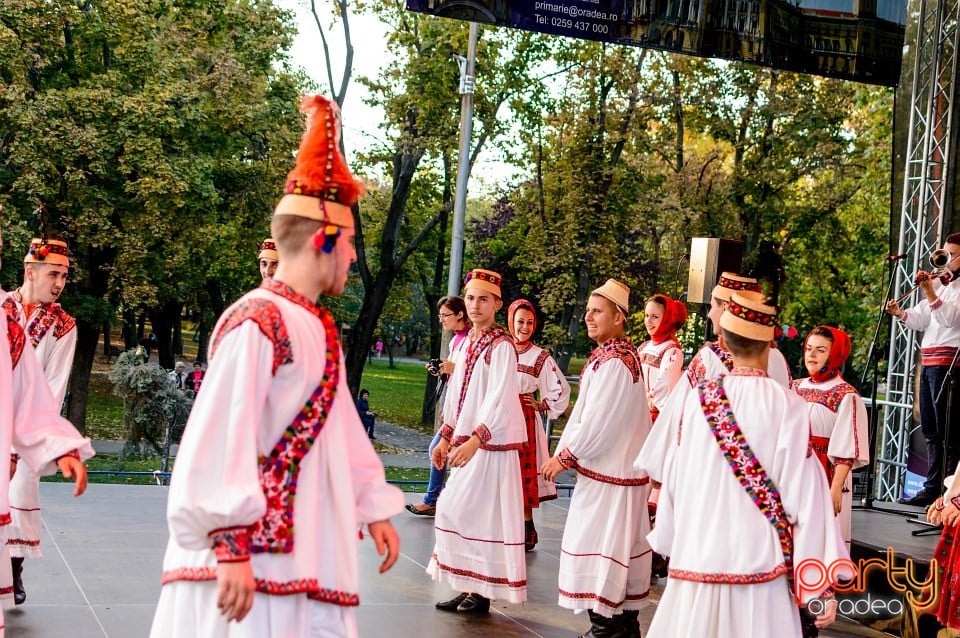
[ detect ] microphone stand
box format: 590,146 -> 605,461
855,256 -> 904,514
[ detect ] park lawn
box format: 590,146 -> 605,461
359,360 -> 430,433
84,375 -> 126,441
41,453 -> 167,486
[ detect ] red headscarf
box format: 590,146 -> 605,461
806,325 -> 851,383
647,295 -> 688,344
508,299 -> 537,344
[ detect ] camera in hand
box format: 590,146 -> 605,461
427,358 -> 443,375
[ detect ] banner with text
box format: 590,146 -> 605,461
406,0 -> 907,86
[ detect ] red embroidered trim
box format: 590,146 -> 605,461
951,496 -> 960,510
517,349 -> 551,377
474,425 -> 492,444
810,435 -> 835,484
435,526 -> 525,546
575,465 -> 650,487
729,367 -> 767,377
638,339 -> 681,368
792,382 -> 856,413
430,555 -> 526,588
210,527 -> 251,562
440,424 -> 454,442
558,589 -> 650,607
931,298 -> 944,311
0,586 -> 12,596
211,298 -> 293,375
9,453 -> 18,464
250,305 -> 340,555
5,314 -> 25,369
584,337 -> 641,383
698,378 -> 794,596
160,568 -> 360,606
0,513 -> 11,526
669,563 -> 788,584
558,447 -> 578,470
25,304 -> 73,347
726,298 -> 776,326
685,342 -> 733,387
561,549 -> 652,570
5,539 -> 39,547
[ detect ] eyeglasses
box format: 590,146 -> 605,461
438,312 -> 455,319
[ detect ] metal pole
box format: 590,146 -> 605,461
446,22 -> 478,300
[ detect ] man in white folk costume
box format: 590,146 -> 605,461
2,238 -> 78,604
0,227 -> 92,633
541,279 -> 652,638
636,290 -> 851,637
149,95 -> 403,638
428,268 -> 527,615
685,272 -> 792,388
257,238 -> 278,280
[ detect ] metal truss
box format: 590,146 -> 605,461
877,0 -> 960,500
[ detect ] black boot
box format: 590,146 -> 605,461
11,556 -> 25,605
579,610 -> 624,638
525,520 -> 538,552
618,610 -> 641,638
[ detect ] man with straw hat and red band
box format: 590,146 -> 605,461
150,95 -> 403,638
428,268 -> 527,615
637,291 -> 850,637
2,237 -> 83,605
685,272 -> 792,388
257,238 -> 278,280
0,226 -> 92,634
507,298 -> 570,552
541,279 -> 652,638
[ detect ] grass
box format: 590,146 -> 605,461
359,360 -> 431,433
42,453 -> 169,486
384,466 -> 430,492
84,375 -> 126,440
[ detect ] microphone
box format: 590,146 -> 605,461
886,253 -> 909,261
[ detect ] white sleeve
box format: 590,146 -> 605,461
827,392 -> 870,469
166,322 -> 272,551
559,363 -> 646,463
473,341 -> 521,441
10,346 -> 93,476
900,301 -> 931,331
649,346 -> 684,410
930,285 -> 960,327
43,327 -> 77,407
538,353 -> 570,419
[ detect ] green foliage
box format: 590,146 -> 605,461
108,350 -> 191,459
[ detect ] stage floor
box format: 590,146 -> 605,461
3,483 -> 907,637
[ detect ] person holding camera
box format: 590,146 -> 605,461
407,296 -> 470,516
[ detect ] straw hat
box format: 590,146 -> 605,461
24,238 -> 69,268
463,269 -> 502,298
720,290 -> 777,341
591,279 -> 630,314
258,238 -> 279,262
711,272 -> 762,302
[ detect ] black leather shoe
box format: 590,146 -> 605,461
457,593 -> 490,614
435,592 -> 468,611
619,610 -> 641,638
899,489 -> 936,506
11,557 -> 25,605
578,610 -> 624,638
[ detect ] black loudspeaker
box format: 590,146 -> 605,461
686,238 -> 745,305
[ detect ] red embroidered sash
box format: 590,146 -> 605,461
250,300 -> 340,554
698,378 -> 795,595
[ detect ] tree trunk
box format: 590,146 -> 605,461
557,266 -> 592,373
122,308 -> 137,349
66,320 -> 100,434
173,309 -> 183,356
345,267 -> 396,396
102,320 -> 112,356
148,301 -> 181,370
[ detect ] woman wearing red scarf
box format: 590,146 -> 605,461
791,326 -> 869,548
637,294 -> 687,424
508,299 -> 570,552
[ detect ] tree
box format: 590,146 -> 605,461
0,0 -> 306,431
